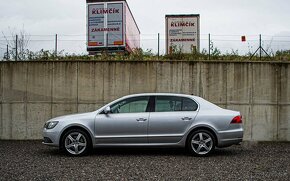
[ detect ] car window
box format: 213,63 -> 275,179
110,96 -> 150,114
182,97 -> 198,111
155,96 -> 182,112
155,96 -> 198,112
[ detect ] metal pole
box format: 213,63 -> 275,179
259,34 -> 262,60
15,35 -> 18,61
55,34 -> 58,57
157,33 -> 160,60
208,33 -> 211,60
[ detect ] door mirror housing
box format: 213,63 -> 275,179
104,106 -> 111,114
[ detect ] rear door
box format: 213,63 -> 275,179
148,96 -> 198,143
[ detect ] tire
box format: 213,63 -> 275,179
61,129 -> 92,156
187,129 -> 216,157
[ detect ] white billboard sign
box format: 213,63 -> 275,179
87,2 -> 124,47
166,15 -> 200,54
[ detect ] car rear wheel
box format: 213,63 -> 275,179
61,129 -> 91,156
187,129 -> 215,156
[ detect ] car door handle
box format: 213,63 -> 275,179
136,118 -> 147,122
182,117 -> 192,121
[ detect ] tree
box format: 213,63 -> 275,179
2,27 -> 30,61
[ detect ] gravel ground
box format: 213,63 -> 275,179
0,141 -> 289,181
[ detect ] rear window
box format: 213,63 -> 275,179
182,97 -> 198,111
155,96 -> 198,112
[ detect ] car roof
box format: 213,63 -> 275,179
120,93 -> 221,110
121,93 -> 199,99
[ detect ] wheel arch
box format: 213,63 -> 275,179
185,126 -> 219,147
59,124 -> 94,148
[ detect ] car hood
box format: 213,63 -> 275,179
49,112 -> 96,122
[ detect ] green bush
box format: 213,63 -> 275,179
2,48 -> 289,62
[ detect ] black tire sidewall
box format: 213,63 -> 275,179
61,129 -> 92,156
187,129 -> 216,157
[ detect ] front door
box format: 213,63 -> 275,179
95,96 -> 150,144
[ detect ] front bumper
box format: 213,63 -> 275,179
42,128 -> 60,147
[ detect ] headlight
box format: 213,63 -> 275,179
44,121 -> 59,129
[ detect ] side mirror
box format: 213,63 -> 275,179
104,106 -> 111,114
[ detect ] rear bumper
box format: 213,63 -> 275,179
217,128 -> 243,148
217,138 -> 243,148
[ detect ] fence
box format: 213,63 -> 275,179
0,33 -> 290,60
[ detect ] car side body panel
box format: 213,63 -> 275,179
43,93 -> 243,150
94,112 -> 149,144
148,111 -> 198,143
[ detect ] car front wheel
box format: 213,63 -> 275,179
188,129 -> 215,156
61,129 -> 91,156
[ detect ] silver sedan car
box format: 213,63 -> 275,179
43,93 -> 243,156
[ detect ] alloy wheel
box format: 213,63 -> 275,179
64,132 -> 87,155
191,132 -> 213,155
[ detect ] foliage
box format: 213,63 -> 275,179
1,44 -> 289,62
275,50 -> 290,61
1,27 -> 289,62
2,27 -> 30,60
2,48 -> 289,62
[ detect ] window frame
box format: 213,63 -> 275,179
109,96 -> 151,114
153,96 -> 198,112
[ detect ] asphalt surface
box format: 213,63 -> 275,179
0,141 -> 289,181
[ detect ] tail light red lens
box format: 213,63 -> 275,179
231,116 -> 242,124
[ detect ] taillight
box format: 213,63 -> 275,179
231,115 -> 242,124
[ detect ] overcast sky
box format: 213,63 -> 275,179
0,0 -> 290,57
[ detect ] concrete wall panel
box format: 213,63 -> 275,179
94,63 -> 105,104
1,103 -> 12,139
278,106 -> 290,141
252,105 -> 277,141
0,103 -> 1,138
181,62 -> 193,94
0,63 -> 2,138
280,64 -> 290,104
27,103 -> 51,139
1,103 -> 27,140
252,63 -> 277,104
191,63 -> 200,95
78,104 -> 102,113
0,63 -> 2,102
11,104 -> 27,139
171,62 -> 183,93
52,62 -> 77,103
198,63 -> 208,99
227,63 -> 251,104
206,63 -> 227,104
156,62 -> 172,92
103,62 -> 130,103
52,104 -> 77,118
27,62 -> 52,102
78,62 -> 98,103
146,62 -> 157,92
129,62 -> 157,94
2,63 -> 27,102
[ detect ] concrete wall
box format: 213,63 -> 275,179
0,61 -> 289,141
